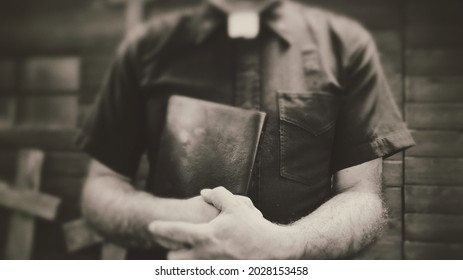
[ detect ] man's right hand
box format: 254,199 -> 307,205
83,160 -> 223,249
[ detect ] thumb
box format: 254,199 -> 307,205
201,186 -> 236,211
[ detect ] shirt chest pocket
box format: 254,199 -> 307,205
278,91 -> 339,185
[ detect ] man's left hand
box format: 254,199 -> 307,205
148,187 -> 300,259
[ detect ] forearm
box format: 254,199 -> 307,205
81,176 -> 211,249
145,160 -> 385,260
287,191 -> 386,259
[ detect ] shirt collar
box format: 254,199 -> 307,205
189,0 -> 294,45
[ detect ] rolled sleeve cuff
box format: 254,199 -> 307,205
331,129 -> 415,172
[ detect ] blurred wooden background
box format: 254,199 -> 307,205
0,0 -> 462,259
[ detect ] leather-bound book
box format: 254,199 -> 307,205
152,95 -> 266,198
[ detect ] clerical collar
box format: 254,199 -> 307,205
191,0 -> 292,44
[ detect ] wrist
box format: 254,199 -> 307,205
271,224 -> 305,260
184,196 -> 219,223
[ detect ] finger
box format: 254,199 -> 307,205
237,195 -> 254,208
200,186 -> 236,211
167,249 -> 197,260
236,196 -> 263,216
148,221 -> 204,245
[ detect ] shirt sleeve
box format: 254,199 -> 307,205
330,34 -> 415,173
75,36 -> 146,179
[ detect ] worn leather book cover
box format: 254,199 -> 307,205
152,95 -> 266,198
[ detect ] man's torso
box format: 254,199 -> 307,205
129,0 -> 370,224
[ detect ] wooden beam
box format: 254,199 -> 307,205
405,185 -> 463,215
406,103 -> 463,130
125,0 -> 145,32
298,0 -> 401,29
406,0 -> 463,25
405,157 -> 463,185
63,219 -> 102,253
406,25 -> 463,50
102,243 -> 127,260
383,160 -> 403,187
407,50 -> 463,76
43,152 -> 90,178
408,130 -> 463,158
405,241 -> 463,260
16,96 -> 79,129
4,150 -> 43,259
0,128 -> 78,151
0,150 -> 17,182
80,55 -> 113,96
41,175 -> 83,202
63,219 -> 126,260
405,214 -> 463,243
0,2 -> 124,54
406,77 -> 463,102
0,182 -> 60,221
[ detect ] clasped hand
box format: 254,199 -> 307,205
148,187 -> 298,259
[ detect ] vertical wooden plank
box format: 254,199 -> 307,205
101,243 -> 126,260
408,130 -> 463,158
16,96 -> 78,128
63,219 -> 126,259
0,60 -> 16,90
22,57 -> 80,91
126,0 -> 145,32
0,129 -> 78,151
405,241 -> 463,260
63,219 -> 102,253
406,103 -> 463,130
405,214 -> 463,243
406,50 -> 463,76
0,150 -> 17,182
0,96 -> 15,129
0,2 -> 125,53
5,150 -> 44,260
405,185 -> 463,215
405,158 -> 463,186
383,160 -> 403,187
405,0 -> 463,260
406,77 -> 463,102
80,55 -> 112,95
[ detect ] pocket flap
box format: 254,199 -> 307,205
278,91 -> 338,136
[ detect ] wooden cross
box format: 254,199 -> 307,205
0,149 -> 61,259
62,153 -> 149,259
125,0 -> 146,32
60,0 -> 149,260
63,219 -> 127,260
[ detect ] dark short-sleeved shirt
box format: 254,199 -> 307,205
77,0 -> 414,254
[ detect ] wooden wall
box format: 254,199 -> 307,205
0,0 -> 461,259
0,0 -> 125,259
403,0 -> 463,259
